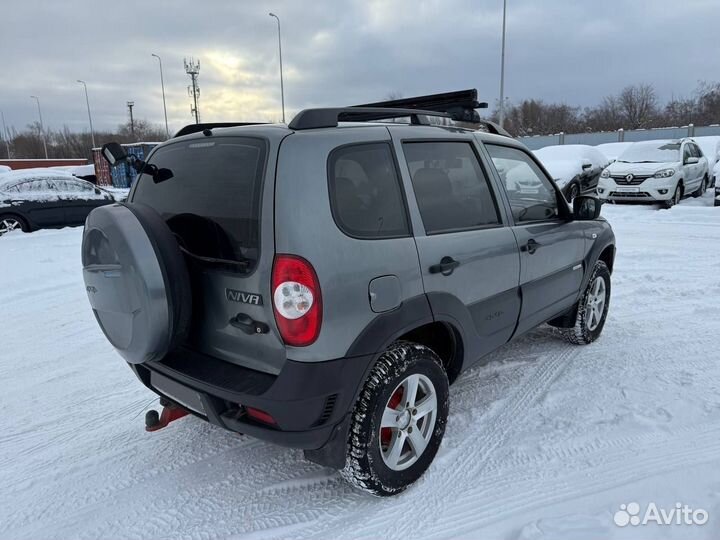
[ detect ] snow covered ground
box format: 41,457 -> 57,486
1,194 -> 719,539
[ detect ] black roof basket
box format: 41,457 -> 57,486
357,89 -> 511,137
288,89 -> 511,136
174,122 -> 267,138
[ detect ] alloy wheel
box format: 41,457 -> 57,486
0,218 -> 22,236
379,373 -> 438,471
585,276 -> 607,331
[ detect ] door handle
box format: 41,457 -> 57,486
429,256 -> 460,276
522,239 -> 542,254
230,313 -> 269,335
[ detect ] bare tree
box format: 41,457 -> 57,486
617,84 -> 658,129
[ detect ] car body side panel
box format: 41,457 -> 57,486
274,127 -> 425,363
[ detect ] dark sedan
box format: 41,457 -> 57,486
0,172 -> 118,236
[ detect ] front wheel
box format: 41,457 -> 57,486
341,342 -> 449,496
664,183 -> 682,209
566,183 -> 580,202
560,260 -> 611,345
693,175 -> 708,198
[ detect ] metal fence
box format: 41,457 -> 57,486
519,124 -> 720,150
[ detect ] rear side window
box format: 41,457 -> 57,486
328,143 -> 409,239
133,137 -> 267,268
402,141 -> 500,235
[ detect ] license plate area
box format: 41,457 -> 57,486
150,372 -> 206,415
615,187 -> 640,193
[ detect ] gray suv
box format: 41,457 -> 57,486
81,91 -> 615,496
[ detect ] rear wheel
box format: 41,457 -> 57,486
341,342 -> 449,496
0,214 -> 28,236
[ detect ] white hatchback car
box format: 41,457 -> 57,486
597,139 -> 709,208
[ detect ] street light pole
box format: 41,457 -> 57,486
77,80 -> 96,148
151,53 -> 170,138
498,0 -> 508,128
30,95 -> 48,159
0,110 -> 10,159
269,12 -> 286,123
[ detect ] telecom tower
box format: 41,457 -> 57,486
184,58 -> 200,124
127,101 -> 135,137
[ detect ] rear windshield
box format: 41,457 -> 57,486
132,137 -> 267,269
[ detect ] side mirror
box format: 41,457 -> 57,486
685,156 -> 699,165
101,142 -> 127,166
573,195 -> 602,220
581,161 -> 592,170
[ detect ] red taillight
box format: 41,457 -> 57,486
245,406 -> 276,425
271,254 -> 322,347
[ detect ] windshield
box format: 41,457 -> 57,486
617,142 -> 680,163
132,136 -> 267,269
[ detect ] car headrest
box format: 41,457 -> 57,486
413,168 -> 452,200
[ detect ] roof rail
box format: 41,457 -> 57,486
288,107 -> 450,130
174,122 -> 267,138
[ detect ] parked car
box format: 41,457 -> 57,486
533,144 -> 609,201
694,136 -> 720,188
597,139 -> 709,208
714,160 -> 720,206
81,92 -> 615,496
595,142 -> 633,163
0,170 -> 117,236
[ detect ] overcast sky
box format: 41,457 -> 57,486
2,0 -> 719,134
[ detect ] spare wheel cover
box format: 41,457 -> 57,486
81,203 -> 191,364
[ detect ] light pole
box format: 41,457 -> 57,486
30,95 -> 48,159
269,12 -> 286,123
77,80 -> 96,148
498,0 -> 508,128
152,53 -> 170,138
0,110 -> 10,159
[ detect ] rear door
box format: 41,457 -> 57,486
390,127 -> 521,362
131,133 -> 287,375
483,143 -> 585,335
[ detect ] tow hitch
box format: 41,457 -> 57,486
145,399 -> 189,432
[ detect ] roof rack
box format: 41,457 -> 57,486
288,107 -> 450,130
174,122 -> 267,138
288,89 -> 512,137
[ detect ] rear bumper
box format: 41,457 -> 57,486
131,346 -> 373,455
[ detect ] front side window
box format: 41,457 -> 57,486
485,144 -> 560,223
683,145 -> 693,162
133,137 -> 267,268
402,141 -> 500,235
328,143 -> 409,238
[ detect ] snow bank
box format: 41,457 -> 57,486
0,165 -> 11,175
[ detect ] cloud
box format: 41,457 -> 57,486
1,0 -> 719,134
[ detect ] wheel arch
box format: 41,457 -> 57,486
0,211 -> 31,231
